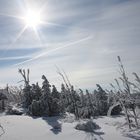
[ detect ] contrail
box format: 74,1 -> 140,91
0,55 -> 31,61
13,35 -> 93,66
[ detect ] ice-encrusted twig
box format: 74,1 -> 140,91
0,124 -> 5,137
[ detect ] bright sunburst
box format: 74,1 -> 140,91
0,1 -> 65,53
23,9 -> 42,29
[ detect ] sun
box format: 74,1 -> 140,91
23,9 -> 42,28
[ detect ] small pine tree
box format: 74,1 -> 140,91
31,83 -> 42,101
41,75 -> 51,116
50,85 -> 61,115
51,85 -> 60,99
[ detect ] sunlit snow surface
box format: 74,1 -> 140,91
0,114 -> 140,140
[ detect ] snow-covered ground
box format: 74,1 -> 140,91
0,114 -> 140,140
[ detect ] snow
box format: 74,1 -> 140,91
0,114 -> 140,140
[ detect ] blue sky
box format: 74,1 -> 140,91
0,0 -> 140,89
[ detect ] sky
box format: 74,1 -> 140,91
0,0 -> 140,90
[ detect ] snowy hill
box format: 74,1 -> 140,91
0,115 -> 140,140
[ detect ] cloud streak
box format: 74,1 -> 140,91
13,35 -> 93,66
0,55 -> 30,61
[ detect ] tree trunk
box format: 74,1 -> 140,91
1,100 -> 5,110
122,105 -> 131,129
132,108 -> 139,129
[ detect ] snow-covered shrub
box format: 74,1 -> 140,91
62,113 -> 75,123
29,100 -> 44,116
78,107 -> 94,119
50,98 -> 61,115
6,106 -> 23,115
94,84 -> 108,116
75,120 -> 100,132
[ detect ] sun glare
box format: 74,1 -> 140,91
23,10 -> 42,28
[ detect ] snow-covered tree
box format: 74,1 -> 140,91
108,56 -> 140,129
50,85 -> 62,115
94,84 -> 108,115
30,83 -> 41,101
18,69 -> 32,108
40,75 -> 51,116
